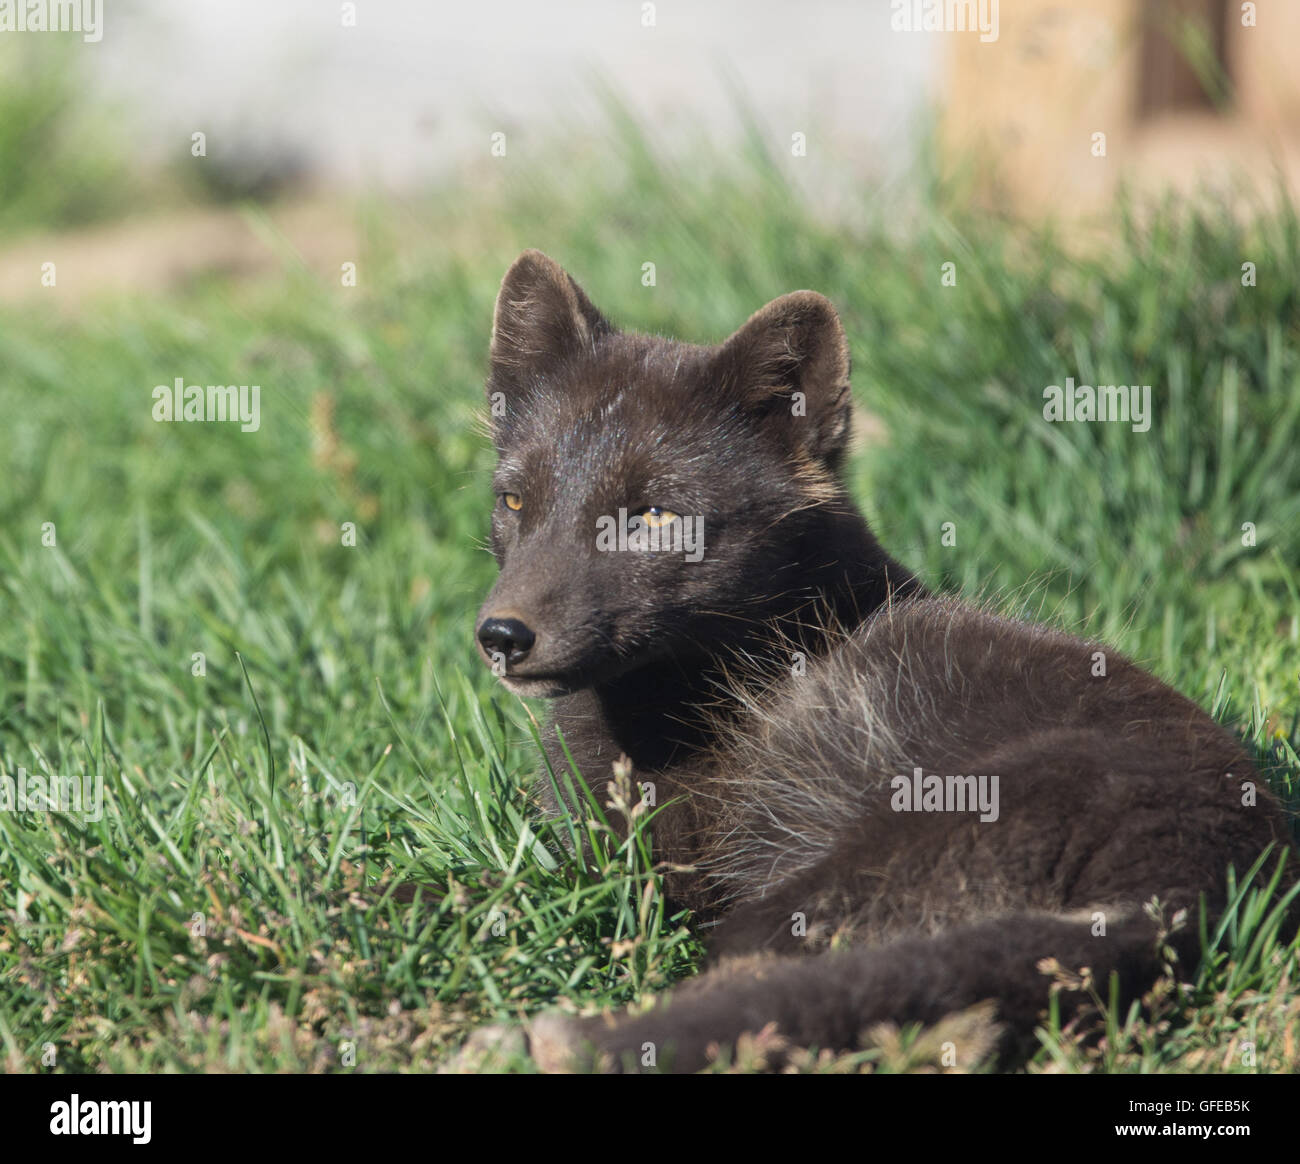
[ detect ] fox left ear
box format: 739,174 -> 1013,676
488,250 -> 614,408
712,291 -> 852,464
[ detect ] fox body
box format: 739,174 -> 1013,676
473,250 -> 1291,1072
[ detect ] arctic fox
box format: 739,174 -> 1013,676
472,249 -> 1291,1072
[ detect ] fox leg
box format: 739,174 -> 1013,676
527,907 -> 1191,1072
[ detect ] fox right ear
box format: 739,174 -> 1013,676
488,251 -> 613,406
712,290 -> 853,465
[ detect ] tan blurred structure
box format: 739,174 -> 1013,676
941,0 -> 1300,215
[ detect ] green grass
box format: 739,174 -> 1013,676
1,112 -> 1299,1072
0,41 -> 143,238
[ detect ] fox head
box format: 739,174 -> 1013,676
476,250 -> 865,697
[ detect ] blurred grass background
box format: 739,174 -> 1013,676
1,42 -> 1298,1073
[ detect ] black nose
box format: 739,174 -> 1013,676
477,617 -> 536,665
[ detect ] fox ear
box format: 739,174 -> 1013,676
712,291 -> 852,462
488,251 -> 614,402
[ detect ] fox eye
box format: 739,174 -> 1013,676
500,492 -> 523,512
639,506 -> 679,528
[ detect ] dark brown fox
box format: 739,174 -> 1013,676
471,249 -> 1292,1072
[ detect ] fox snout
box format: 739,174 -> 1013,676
474,605 -> 585,697
474,586 -> 626,695
476,615 -> 536,666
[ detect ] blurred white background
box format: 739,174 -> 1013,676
88,0 -> 938,189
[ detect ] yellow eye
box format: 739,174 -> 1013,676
640,506 -> 679,528
502,493 -> 523,512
